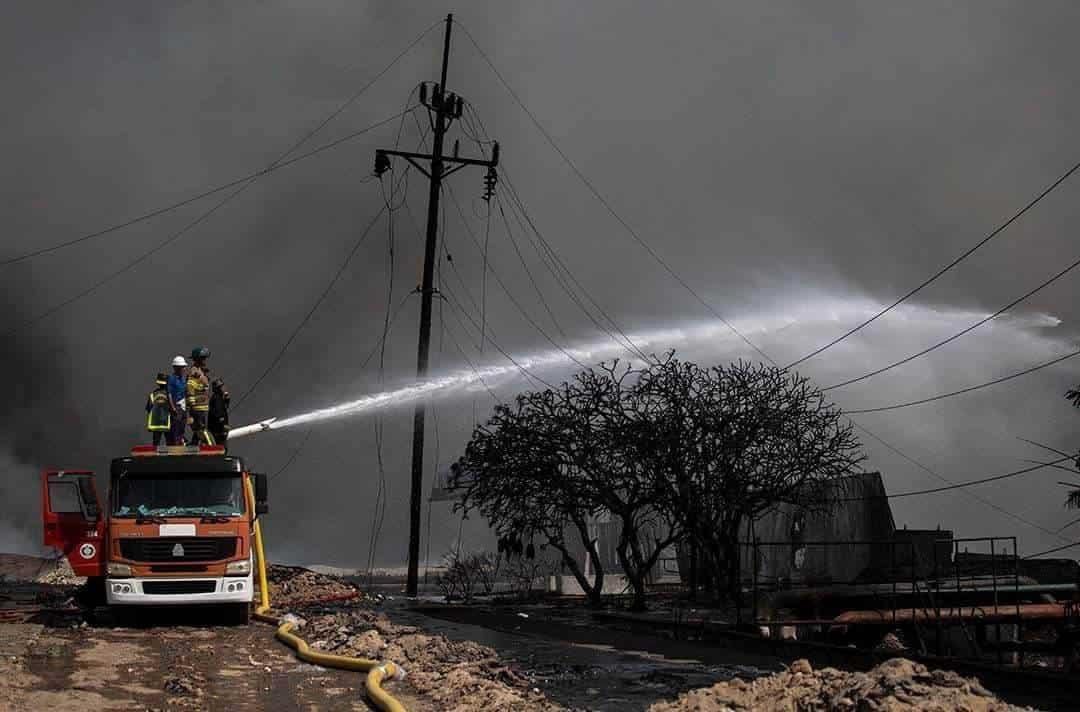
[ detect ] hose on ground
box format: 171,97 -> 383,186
244,478 -> 407,712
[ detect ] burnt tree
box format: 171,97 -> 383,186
452,363 -> 682,610
450,395 -> 607,606
639,358 -> 864,604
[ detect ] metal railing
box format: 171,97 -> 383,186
740,536 -> 1035,666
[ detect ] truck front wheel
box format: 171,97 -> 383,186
224,603 -> 250,626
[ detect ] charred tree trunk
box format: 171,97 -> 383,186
616,531 -> 648,611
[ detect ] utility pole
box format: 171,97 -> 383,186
374,13 -> 500,597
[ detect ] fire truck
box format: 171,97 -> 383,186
41,445 -> 267,623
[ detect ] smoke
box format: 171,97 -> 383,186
0,279 -> 83,555
5,2 -> 1080,567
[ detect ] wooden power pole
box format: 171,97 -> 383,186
374,13 -> 500,597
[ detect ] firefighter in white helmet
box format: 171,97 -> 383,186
167,355 -> 188,445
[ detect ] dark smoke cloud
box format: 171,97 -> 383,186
5,1 -> 1080,566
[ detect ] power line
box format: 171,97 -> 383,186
231,199 -> 391,411
854,421 -> 1065,539
1024,540 -> 1080,559
845,347 -> 1080,414
825,253 -> 1080,391
473,20 -> 1080,383
493,196 -> 569,341
495,176 -> 651,363
405,109 -> 594,370
475,114 -> 654,364
402,109 -> 590,373
3,111 -> 415,338
365,163 -> 408,581
268,289 -> 413,489
863,455 -> 1075,501
435,185 -> 588,370
3,179 -> 256,338
453,20 -> 772,366
454,19 -> 1061,537
2,15 -> 439,268
445,109 -> 651,363
438,299 -> 501,403
440,282 -> 555,390
786,160 -> 1080,369
234,109 -> 423,413
270,429 -> 315,482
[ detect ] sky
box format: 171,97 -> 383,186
3,1 -> 1080,567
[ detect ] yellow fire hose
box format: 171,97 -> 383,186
244,479 -> 407,712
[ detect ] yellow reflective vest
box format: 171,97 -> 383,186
146,389 -> 171,431
186,366 -> 210,412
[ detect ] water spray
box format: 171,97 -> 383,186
227,299 -> 1068,441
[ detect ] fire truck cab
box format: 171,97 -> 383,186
41,445 -> 267,623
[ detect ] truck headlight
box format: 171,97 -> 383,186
225,558 -> 251,575
107,562 -> 131,576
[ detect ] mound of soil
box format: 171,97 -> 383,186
34,558 -> 85,586
648,658 -> 1030,711
301,609 -> 561,712
266,564 -> 363,607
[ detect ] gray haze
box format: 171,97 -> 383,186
4,1 -> 1080,566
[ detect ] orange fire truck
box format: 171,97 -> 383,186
41,445 -> 267,623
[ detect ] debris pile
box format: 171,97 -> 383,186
649,658 -> 1030,711
34,557 -> 85,586
266,564 -> 363,607
302,609 -> 561,712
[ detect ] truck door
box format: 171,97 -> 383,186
41,470 -> 106,577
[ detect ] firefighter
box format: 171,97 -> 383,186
166,355 -> 188,445
208,377 -> 230,447
186,346 -> 214,445
146,373 -> 172,446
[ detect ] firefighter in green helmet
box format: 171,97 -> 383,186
146,373 -> 172,447
186,346 -> 214,445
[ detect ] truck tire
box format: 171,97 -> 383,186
76,576 -> 106,608
111,606 -> 138,628
225,603 -> 251,626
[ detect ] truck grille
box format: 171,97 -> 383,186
119,537 -> 236,563
142,580 -> 216,595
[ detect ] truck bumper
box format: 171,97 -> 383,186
106,574 -> 254,605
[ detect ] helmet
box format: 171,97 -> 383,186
171,356 -> 187,367
191,346 -> 210,360
155,372 -> 168,386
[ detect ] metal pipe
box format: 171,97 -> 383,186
835,602 -> 1066,625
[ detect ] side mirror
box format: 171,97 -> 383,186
253,473 -> 268,515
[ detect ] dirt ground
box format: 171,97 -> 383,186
0,557 -> 1053,711
298,607 -> 561,711
0,557 -> 558,711
0,616 -> 435,711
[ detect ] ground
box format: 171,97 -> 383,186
0,618 -> 432,711
0,557 -> 1056,711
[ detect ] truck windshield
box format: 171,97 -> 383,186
112,474 -> 245,517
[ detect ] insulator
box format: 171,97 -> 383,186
419,82 -> 427,104
490,141 -> 500,166
374,151 -> 390,176
432,84 -> 441,107
455,96 -> 464,118
453,139 -> 460,158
